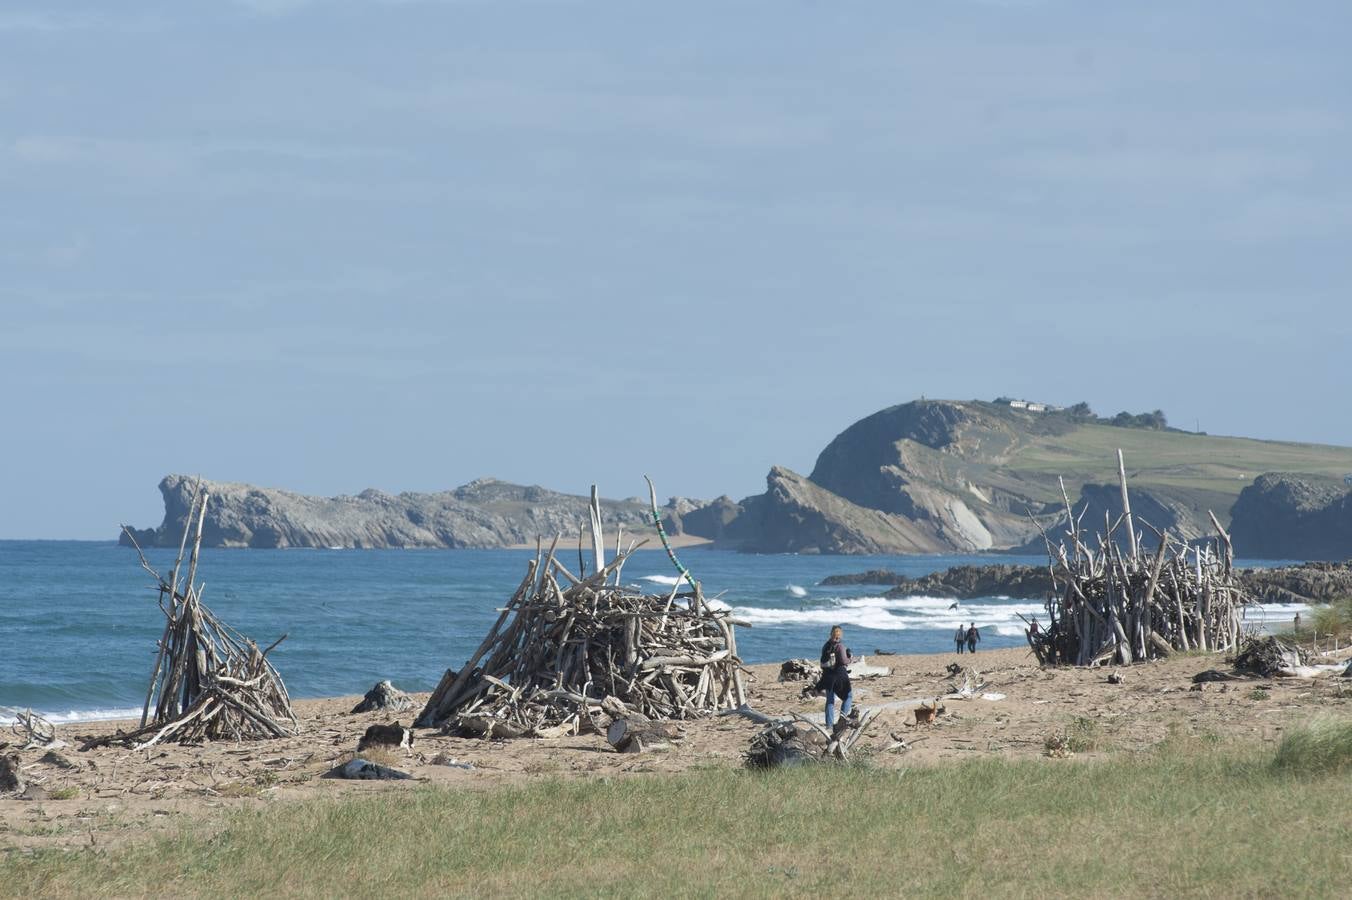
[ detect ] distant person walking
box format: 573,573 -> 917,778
965,622 -> 981,654
954,625 -> 967,654
817,625 -> 855,729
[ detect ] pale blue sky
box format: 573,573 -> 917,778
2,1 -> 1349,538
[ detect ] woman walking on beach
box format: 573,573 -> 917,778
954,625 -> 966,654
818,625 -> 854,729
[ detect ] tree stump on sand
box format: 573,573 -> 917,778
745,711 -> 878,768
745,722 -> 829,768
607,718 -> 684,753
0,753 -> 24,794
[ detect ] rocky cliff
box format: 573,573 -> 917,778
720,467 -> 953,555
122,475 -> 673,550
120,399 -> 1352,557
703,398 -> 1352,556
1230,474 -> 1352,560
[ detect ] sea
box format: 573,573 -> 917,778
0,541 -> 1309,724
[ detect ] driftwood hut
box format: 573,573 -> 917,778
87,484 -> 296,749
416,480 -> 748,737
1029,451 -> 1251,666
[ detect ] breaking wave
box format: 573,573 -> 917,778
727,594 -> 1044,633
637,574 -> 683,586
786,584 -> 809,598
0,706 -> 141,726
725,592 -> 1314,637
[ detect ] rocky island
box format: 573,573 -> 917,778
121,475 -> 688,550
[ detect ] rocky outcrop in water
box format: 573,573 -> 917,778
1230,474 -> 1352,560
880,564 -> 1055,600
819,569 -> 905,586
1236,560 -> 1352,604
821,559 -> 1352,604
121,475 -> 682,550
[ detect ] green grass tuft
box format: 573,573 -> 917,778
1272,717 -> 1352,776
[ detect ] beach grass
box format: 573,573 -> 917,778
6,725 -> 1352,899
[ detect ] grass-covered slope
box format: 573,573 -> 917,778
792,399 -> 1352,554
1006,418 -> 1352,525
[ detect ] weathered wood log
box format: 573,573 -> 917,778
607,718 -> 684,753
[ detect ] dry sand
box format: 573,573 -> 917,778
5,647 -> 1350,853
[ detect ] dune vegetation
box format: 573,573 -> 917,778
6,722 -> 1351,899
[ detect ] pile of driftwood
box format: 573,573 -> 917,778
1029,451 -> 1251,666
416,481 -> 747,738
86,485 -> 297,749
743,709 -> 878,768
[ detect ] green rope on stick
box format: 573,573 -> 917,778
645,475 -> 698,593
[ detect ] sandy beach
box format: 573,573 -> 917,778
6,645 -> 1351,855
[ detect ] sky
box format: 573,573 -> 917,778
1,1 -> 1349,539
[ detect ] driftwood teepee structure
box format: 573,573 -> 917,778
416,479 -> 748,737
86,483 -> 297,749
1029,451 -> 1251,666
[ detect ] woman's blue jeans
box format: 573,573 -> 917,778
825,688 -> 853,728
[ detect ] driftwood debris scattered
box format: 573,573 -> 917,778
1029,451 -> 1251,666
745,710 -> 879,768
86,485 -> 297,750
778,659 -> 820,682
1233,636 -> 1304,677
2,707 -> 61,751
415,481 -> 748,737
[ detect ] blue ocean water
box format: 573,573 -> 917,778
0,541 -> 1306,722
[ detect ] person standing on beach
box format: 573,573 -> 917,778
954,625 -> 966,654
818,625 -> 854,728
965,622 -> 981,654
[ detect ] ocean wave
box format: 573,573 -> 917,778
0,706 -> 140,726
786,584 -> 809,598
637,574 -> 683,586
1241,602 -> 1311,624
728,594 -> 1046,633
725,593 -> 1317,637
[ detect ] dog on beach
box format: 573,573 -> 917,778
357,722 -> 415,752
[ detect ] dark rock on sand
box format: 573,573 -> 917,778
351,680 -> 415,714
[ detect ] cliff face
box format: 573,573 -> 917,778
722,467 -> 952,555
122,475 -> 665,549
795,400 -> 1046,552
1230,474 -> 1352,560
